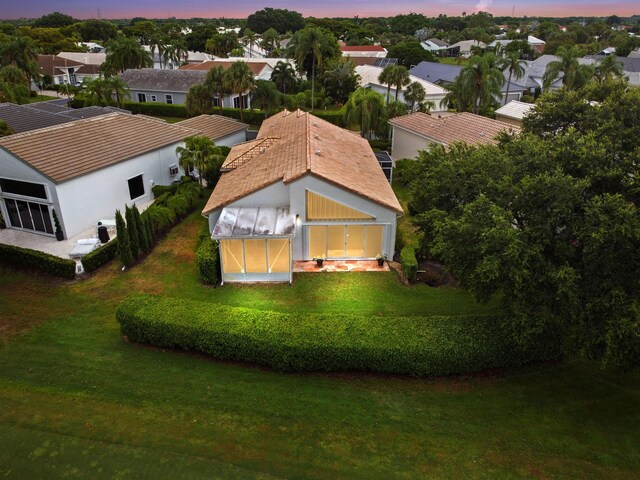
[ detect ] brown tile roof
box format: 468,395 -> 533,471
175,115 -> 248,141
0,113 -> 199,184
180,60 -> 268,76
341,45 -> 386,52
389,112 -> 520,146
203,110 -> 403,215
38,55 -> 83,76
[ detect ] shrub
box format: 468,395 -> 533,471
116,295 -> 561,376
152,184 -> 179,198
123,102 -> 189,118
368,139 -> 391,151
0,243 -> 76,279
401,246 -> 418,283
166,195 -> 189,218
196,238 -> 219,285
394,158 -> 419,185
143,205 -> 176,234
81,239 -> 118,273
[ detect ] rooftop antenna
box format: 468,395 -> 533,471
97,7 -> 101,19
512,5 -> 515,17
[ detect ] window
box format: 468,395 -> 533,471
0,178 -> 47,199
232,94 -> 248,109
127,174 -> 145,200
213,97 -> 221,107
4,199 -> 53,234
165,94 -> 173,104
307,224 -> 384,259
150,95 -> 157,102
137,93 -> 147,102
169,164 -> 179,176
233,96 -> 240,109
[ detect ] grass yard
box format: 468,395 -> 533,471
1,205 -> 639,479
28,94 -> 59,103
153,115 -> 187,124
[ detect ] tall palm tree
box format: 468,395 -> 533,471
323,60 -> 359,105
404,81 -> 426,112
291,27 -> 324,111
344,88 -> 386,139
0,36 -> 40,88
243,28 -> 257,57
107,75 -> 129,108
594,55 -> 625,84
378,64 -> 395,106
391,66 -> 410,102
186,84 -> 213,116
205,66 -> 227,114
148,34 -> 165,68
251,80 -> 281,117
499,51 -> 526,104
176,136 -> 225,187
270,60 -> 297,94
223,61 -> 256,122
260,28 -> 280,56
103,36 -> 152,74
542,46 -> 594,91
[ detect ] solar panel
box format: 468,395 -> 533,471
375,151 -> 393,183
374,58 -> 398,68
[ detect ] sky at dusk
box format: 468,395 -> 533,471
2,0 -> 638,20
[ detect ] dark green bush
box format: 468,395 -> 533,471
152,184 -> 179,198
401,246 -> 418,283
124,102 -> 189,118
394,158 -> 420,185
143,205 -> 176,234
81,239 -> 118,273
368,139 -> 391,151
0,243 -> 76,279
116,295 -> 561,376
196,238 -> 219,285
166,195 -> 189,218
313,109 -> 346,127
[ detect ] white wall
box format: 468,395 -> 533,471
215,130 -> 247,148
130,90 -> 188,105
391,126 -> 440,160
55,142 -> 184,237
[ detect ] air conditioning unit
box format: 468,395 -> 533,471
169,164 -> 179,176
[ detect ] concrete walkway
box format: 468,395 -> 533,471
293,260 -> 389,273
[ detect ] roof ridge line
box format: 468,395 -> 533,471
305,110 -> 312,172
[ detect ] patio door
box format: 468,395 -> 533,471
308,225 -> 384,259
4,199 -> 54,235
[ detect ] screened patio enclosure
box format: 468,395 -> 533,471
212,206 -> 296,283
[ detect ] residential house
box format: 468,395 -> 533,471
495,100 -> 535,127
489,36 -> 546,55
409,62 -> 527,104
389,111 -> 520,160
37,55 -> 100,86
175,115 -> 249,146
0,113 -> 198,239
341,45 -> 388,58
141,45 -> 215,70
420,38 -> 449,53
203,109 -> 403,283
118,68 -> 208,106
444,40 -> 486,58
355,65 -> 448,111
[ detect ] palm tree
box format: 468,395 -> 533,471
344,88 -> 386,139
185,84 -> 213,116
107,76 -> 129,108
404,81 -> 426,112
499,51 -> 526,105
223,61 -> 256,122
542,46 -> 594,91
148,35 -> 164,68
594,55 -> 625,84
417,100 -> 436,113
391,66 -> 410,102
0,36 -> 40,88
103,36 -> 152,74
323,60 -> 359,105
176,136 -> 225,187
0,65 -> 30,104
205,66 -> 227,114
243,28 -> 257,57
260,28 -> 280,56
83,77 -> 112,106
270,61 -> 297,94
251,80 -> 281,117
378,64 -> 395,105
291,27 -> 323,111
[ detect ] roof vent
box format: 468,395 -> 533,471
260,147 -> 266,153
315,150 -> 321,156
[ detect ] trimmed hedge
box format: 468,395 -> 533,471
81,238 -> 118,273
116,295 -> 561,376
312,110 -> 346,127
401,246 -> 418,283
196,238 -> 219,285
121,102 -> 189,118
0,243 -> 76,279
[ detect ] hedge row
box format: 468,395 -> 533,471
116,295 -> 561,376
81,238 -> 118,273
0,243 -> 76,279
401,246 -> 418,283
196,237 -> 219,285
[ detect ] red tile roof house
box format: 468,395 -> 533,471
389,112 -> 520,160
341,45 -> 388,58
202,109 -> 403,283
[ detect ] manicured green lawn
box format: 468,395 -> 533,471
28,94 -> 59,103
0,207 -> 639,478
153,115 -> 187,124
438,57 -> 469,66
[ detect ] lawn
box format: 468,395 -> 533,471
28,94 -> 59,103
438,56 -> 469,66
1,205 -> 639,479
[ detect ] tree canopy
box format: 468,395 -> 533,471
247,8 -> 305,34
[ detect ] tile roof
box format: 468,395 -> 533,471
175,114 -> 248,141
38,55 -> 83,76
180,60 -> 269,76
341,45 -> 386,52
58,52 -> 106,65
203,110 -> 403,215
0,113 -> 199,183
118,68 -> 207,93
390,112 -> 520,146
495,100 -> 535,121
356,65 -> 448,97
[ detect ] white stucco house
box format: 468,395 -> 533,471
495,100 -> 535,127
203,110 -> 403,283
341,45 -> 388,58
0,113 -> 199,240
355,65 -> 449,112
389,112 -> 520,160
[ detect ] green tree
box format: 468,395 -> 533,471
386,41 -> 436,69
251,80 -> 281,116
185,83 -> 213,116
176,136 -> 227,187
205,66 -> 227,114
32,11 -> 76,28
270,60 -> 297,94
390,65 -> 410,102
0,66 -> 30,104
323,60 -> 359,105
542,45 -> 594,91
125,205 -> 140,260
103,36 -> 153,74
243,28 -> 257,57
378,64 -> 395,106
0,36 -> 40,87
593,55 -> 624,84
205,32 -> 239,57
404,81 -> 426,112
17,26 -> 82,55
77,19 -> 118,43
260,28 -> 280,56
131,20 -> 158,44
344,88 -> 385,139
115,209 -> 133,268
499,51 -> 526,105
0,120 -> 13,136
223,61 -> 256,122
247,7 -> 305,34
131,204 -> 149,252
